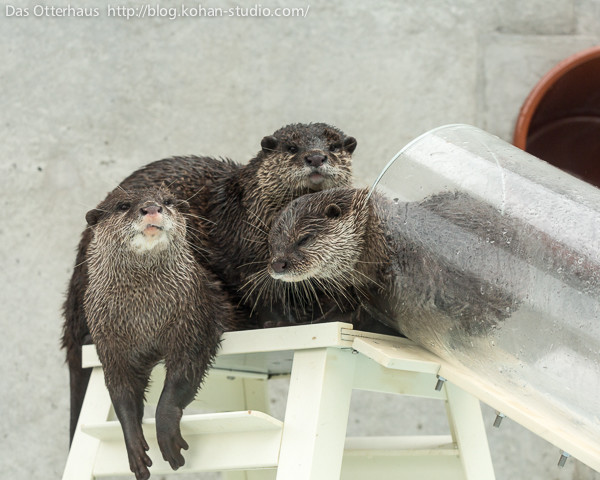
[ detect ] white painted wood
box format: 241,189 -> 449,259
344,435 -> 457,455
438,360 -> 600,473
352,337 -> 442,374
83,411 -> 282,440
219,322 -> 354,355
340,454 -> 465,480
88,411 -> 283,476
223,472 -> 249,480
81,322 -> 401,369
224,471 -> 277,480
444,382 -> 495,480
61,367 -> 113,480
276,347 -> 357,480
341,435 -> 464,480
353,354 -> 445,400
70,324 -> 507,479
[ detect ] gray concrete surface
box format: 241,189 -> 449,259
1,0 -> 599,478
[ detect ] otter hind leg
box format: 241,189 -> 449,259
155,369 -> 199,470
106,368 -> 153,480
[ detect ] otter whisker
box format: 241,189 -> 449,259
247,271 -> 274,313
246,208 -> 269,230
240,236 -> 267,245
182,212 -> 216,225
183,186 -> 206,204
349,266 -> 384,290
240,269 -> 270,308
243,220 -> 268,236
73,258 -> 90,269
182,224 -> 207,237
185,241 -> 210,261
313,278 -> 345,312
237,260 -> 269,269
115,184 -> 131,196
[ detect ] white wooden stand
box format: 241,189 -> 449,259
62,322 -> 496,479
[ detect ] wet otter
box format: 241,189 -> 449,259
62,122 -> 357,441
84,185 -> 237,480
266,188 -> 517,346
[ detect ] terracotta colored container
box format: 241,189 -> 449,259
513,46 -> 600,187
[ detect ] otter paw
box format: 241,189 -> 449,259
127,443 -> 152,480
157,427 -> 189,470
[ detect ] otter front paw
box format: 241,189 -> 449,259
156,406 -> 189,470
126,437 -> 152,480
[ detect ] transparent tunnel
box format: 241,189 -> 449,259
370,125 -> 600,464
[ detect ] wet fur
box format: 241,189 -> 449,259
267,188 -> 516,339
61,122 -> 356,442
84,186 -> 236,480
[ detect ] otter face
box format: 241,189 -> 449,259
257,123 -> 356,197
268,189 -> 363,282
86,186 -> 188,254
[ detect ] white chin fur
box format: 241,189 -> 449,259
270,266 -> 327,283
270,271 -> 305,282
130,231 -> 169,253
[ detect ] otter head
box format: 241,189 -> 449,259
86,185 -> 189,255
256,123 -> 357,198
267,188 -> 368,283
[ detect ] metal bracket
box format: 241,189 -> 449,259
493,412 -> 506,428
435,375 -> 447,391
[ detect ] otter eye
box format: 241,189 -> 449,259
117,202 -> 131,211
163,198 -> 174,207
329,143 -> 341,152
288,145 -> 298,154
296,234 -> 313,247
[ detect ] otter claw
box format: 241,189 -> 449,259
128,449 -> 152,480
160,432 -> 188,469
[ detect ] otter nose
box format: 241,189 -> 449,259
141,205 -> 162,216
305,153 -> 327,168
271,259 -> 288,274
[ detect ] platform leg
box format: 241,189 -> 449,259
62,366 -> 113,480
276,347 -> 357,480
242,377 -> 270,413
444,381 -> 496,480
223,377 -> 273,480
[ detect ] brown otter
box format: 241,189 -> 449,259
62,122 -> 357,442
265,188 -> 518,344
84,185 -> 237,480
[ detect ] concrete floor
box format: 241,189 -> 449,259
1,0 -> 599,478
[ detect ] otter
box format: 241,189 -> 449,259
84,185 -> 237,480
62,122 -> 357,442
265,188 -> 518,346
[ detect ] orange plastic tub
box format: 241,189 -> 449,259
513,46 -> 600,187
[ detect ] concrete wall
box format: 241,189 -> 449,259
1,0 -> 599,478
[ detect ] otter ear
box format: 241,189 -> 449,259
261,135 -> 278,153
324,203 -> 342,219
343,136 -> 357,154
85,208 -> 103,227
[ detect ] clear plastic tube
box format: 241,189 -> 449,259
372,124 -> 600,452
